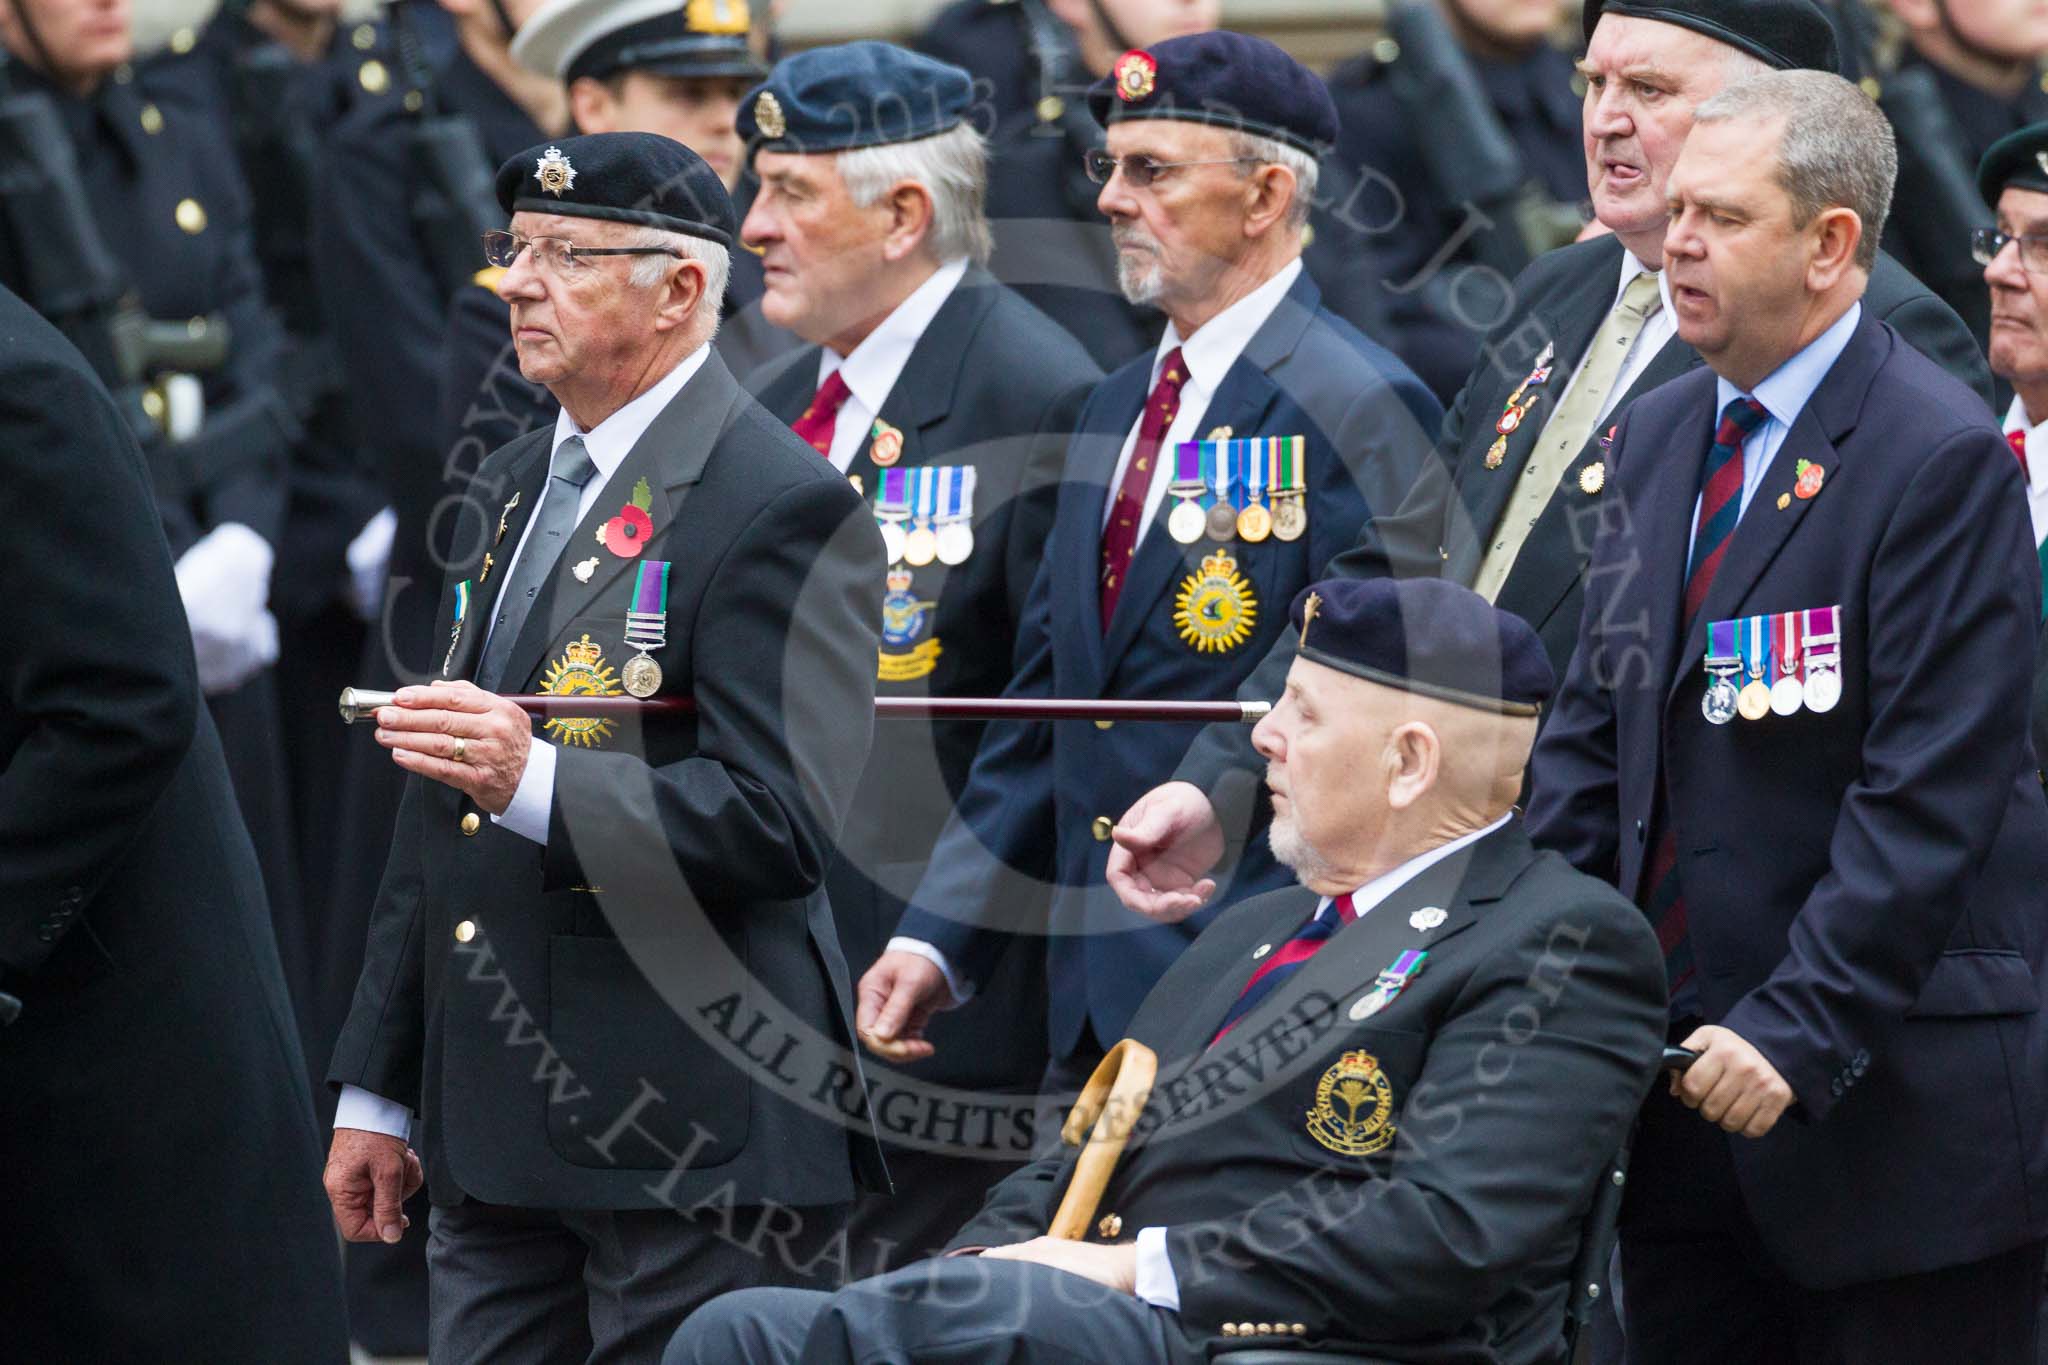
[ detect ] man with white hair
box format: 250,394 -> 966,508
858,31 -> 1441,1126
737,41 -> 1104,1267
323,132 -> 889,1364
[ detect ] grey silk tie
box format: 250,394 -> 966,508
475,434 -> 598,692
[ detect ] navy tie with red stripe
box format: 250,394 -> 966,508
1210,893 -> 1358,1047
1649,396 -> 1769,1010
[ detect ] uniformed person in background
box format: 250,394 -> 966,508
969,0 -> 1219,371
860,31 -> 1441,1108
312,0 -> 563,1343
670,578 -> 1667,1365
437,0 -> 783,476
0,0 -> 309,995
736,40 -> 1102,1266
153,0 -> 402,1144
915,0 -> 1215,135
1311,0 -> 1588,403
1874,0 -> 2048,346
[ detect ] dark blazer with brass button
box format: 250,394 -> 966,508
947,821 -> 1666,1364
0,285 -> 347,1362
896,268 -> 1443,1063
1527,312 -> 2048,1289
746,268 -> 1100,1094
328,351 -> 891,1211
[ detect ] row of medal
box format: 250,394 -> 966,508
1701,606 -> 1842,724
1167,437 -> 1309,545
873,465 -> 976,567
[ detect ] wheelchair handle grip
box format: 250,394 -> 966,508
1661,1046 -> 1700,1074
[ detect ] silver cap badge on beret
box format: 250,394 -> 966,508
535,146 -> 576,197
754,91 -> 786,139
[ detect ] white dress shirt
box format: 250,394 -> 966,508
1099,258 -> 1305,541
1132,812 -> 1513,1310
1550,250 -> 1678,432
2000,396 -> 2048,548
1687,302 -> 1861,564
336,343 -> 710,1142
815,258 -> 970,471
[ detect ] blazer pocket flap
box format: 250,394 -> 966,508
1907,950 -> 2039,1018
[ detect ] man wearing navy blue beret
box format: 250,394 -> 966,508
859,28 -> 1442,1129
325,130 -> 890,1363
669,576 -> 1667,1363
734,39 -> 1104,1268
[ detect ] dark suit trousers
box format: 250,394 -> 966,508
1620,1084 -> 2044,1365
428,1198 -> 852,1365
663,1257 -> 1200,1365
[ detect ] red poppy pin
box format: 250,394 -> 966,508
599,477 -> 655,557
1793,459 -> 1825,500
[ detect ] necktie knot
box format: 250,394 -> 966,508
551,434 -> 597,489
1152,347 -> 1189,408
1331,892 -> 1358,925
1717,396 -> 1769,445
2010,427 -> 2031,481
1619,270 -> 1663,320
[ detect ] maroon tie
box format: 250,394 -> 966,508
2012,428 -> 2031,482
791,369 -> 852,459
1100,347 -> 1188,631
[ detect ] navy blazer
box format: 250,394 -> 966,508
898,269 -> 1442,1059
1526,312 -> 2048,1289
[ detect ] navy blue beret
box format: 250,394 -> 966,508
513,0 -> 765,85
1086,30 -> 1337,157
1583,0 -> 1838,74
1979,123 -> 2048,207
738,41 -> 974,158
1289,579 -> 1553,717
495,131 -> 736,248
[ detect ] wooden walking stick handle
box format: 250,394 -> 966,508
1047,1038 -> 1159,1240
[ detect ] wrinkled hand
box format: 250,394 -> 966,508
856,950 -> 956,1062
1104,782 -> 1224,924
375,680 -> 533,813
324,1127 -> 423,1244
981,1237 -> 1138,1294
1672,1024 -> 1795,1138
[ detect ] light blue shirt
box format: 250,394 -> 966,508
1688,302 -> 1861,563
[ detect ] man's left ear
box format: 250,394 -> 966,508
1808,207 -> 1864,290
654,258 -> 708,331
882,182 -> 937,263
1244,162 -> 1299,240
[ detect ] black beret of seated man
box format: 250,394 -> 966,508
666,578 -> 1666,1365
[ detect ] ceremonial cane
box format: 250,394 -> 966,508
1046,1038 -> 1159,1241
339,688 -> 1272,725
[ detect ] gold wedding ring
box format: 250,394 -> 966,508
451,737 -> 468,763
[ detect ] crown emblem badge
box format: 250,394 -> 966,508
535,146 -> 576,197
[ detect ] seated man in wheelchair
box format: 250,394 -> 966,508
669,579 -> 1668,1365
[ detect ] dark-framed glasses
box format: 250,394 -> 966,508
482,229 -> 683,275
1971,226 -> 2048,274
1082,149 -> 1263,188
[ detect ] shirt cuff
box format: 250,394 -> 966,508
335,1084 -> 413,1142
491,738 -> 556,844
1134,1226 -> 1179,1310
886,935 -> 973,1005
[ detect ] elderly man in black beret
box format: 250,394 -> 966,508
668,576 -> 1667,1365
323,131 -> 889,1365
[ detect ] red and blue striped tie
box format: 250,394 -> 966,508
1210,893 -> 1358,1047
1650,397 -> 1769,1009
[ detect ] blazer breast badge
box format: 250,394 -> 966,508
1306,1049 -> 1397,1158
539,634 -> 622,747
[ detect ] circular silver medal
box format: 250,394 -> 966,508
622,653 -> 662,698
1805,666 -> 1841,713
1770,675 -> 1804,717
935,521 -> 974,566
879,518 -> 908,565
1702,676 -> 1740,725
1205,502 -> 1238,541
1167,499 -> 1205,544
